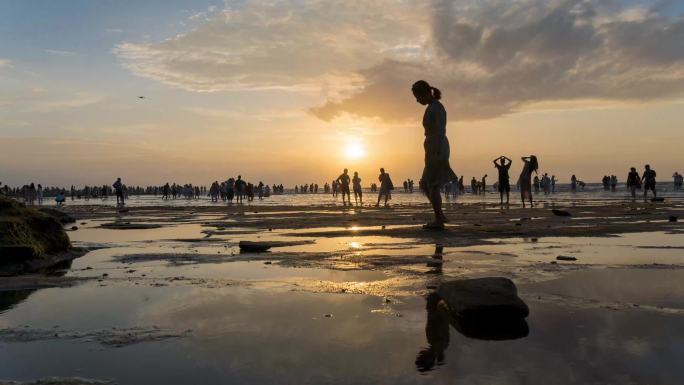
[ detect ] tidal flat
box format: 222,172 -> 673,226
2,195 -> 684,385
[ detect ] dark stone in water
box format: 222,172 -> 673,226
437,277 -> 529,320
669,216 -> 678,222
100,222 -> 162,230
557,255 -> 577,261
239,241 -> 273,252
551,209 -> 572,217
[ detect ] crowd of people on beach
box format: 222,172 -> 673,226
207,177 -> 280,204
1,162 -> 680,208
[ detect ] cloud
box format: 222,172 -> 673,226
0,59 -> 12,70
0,91 -> 103,113
114,0 -> 428,93
184,106 -> 306,121
45,49 -> 76,57
115,0 -> 684,122
315,0 -> 684,121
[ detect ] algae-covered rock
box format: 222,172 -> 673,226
38,207 -> 76,224
0,196 -> 72,271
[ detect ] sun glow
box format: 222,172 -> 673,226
344,142 -> 365,159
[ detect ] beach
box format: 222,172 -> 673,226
1,190 -> 684,384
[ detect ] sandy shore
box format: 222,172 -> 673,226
2,198 -> 684,384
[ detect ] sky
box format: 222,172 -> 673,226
1,0 -> 683,187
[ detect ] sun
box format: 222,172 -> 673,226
344,142 -> 365,159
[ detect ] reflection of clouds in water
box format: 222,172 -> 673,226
1,280 -> 683,383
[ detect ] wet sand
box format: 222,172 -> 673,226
1,197 -> 684,384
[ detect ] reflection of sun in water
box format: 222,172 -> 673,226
344,142 -> 365,159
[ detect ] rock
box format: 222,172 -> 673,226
99,222 -> 162,230
551,209 -> 572,217
239,241 -> 273,252
38,207 -> 76,224
1,196 -> 78,275
70,226 -> 78,231
238,240 -> 312,252
556,255 -> 577,261
324,314 -> 333,318
669,216 -> 678,222
437,277 -> 529,320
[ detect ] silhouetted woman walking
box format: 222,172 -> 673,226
412,80 -> 456,230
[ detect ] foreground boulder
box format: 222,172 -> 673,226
38,207 -> 76,224
0,196 -> 78,275
437,277 -> 529,320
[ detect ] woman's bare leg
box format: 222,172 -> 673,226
429,188 -> 445,225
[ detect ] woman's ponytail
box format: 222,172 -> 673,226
431,87 -> 441,100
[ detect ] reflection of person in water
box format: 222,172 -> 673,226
426,245 -> 444,275
415,292 -> 450,372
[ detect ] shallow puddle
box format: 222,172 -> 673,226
446,232 -> 684,265
1,283 -> 683,384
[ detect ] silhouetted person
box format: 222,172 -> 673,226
352,171 -> 363,206
55,190 -> 65,206
518,156 -> 538,208
570,174 -> 577,192
235,175 -> 246,203
376,168 -> 393,207
641,164 -> 657,200
494,156 -> 511,205
336,168 -> 351,206
481,174 -> 487,195
412,80 -> 456,229
113,177 -> 125,206
626,167 -> 641,201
